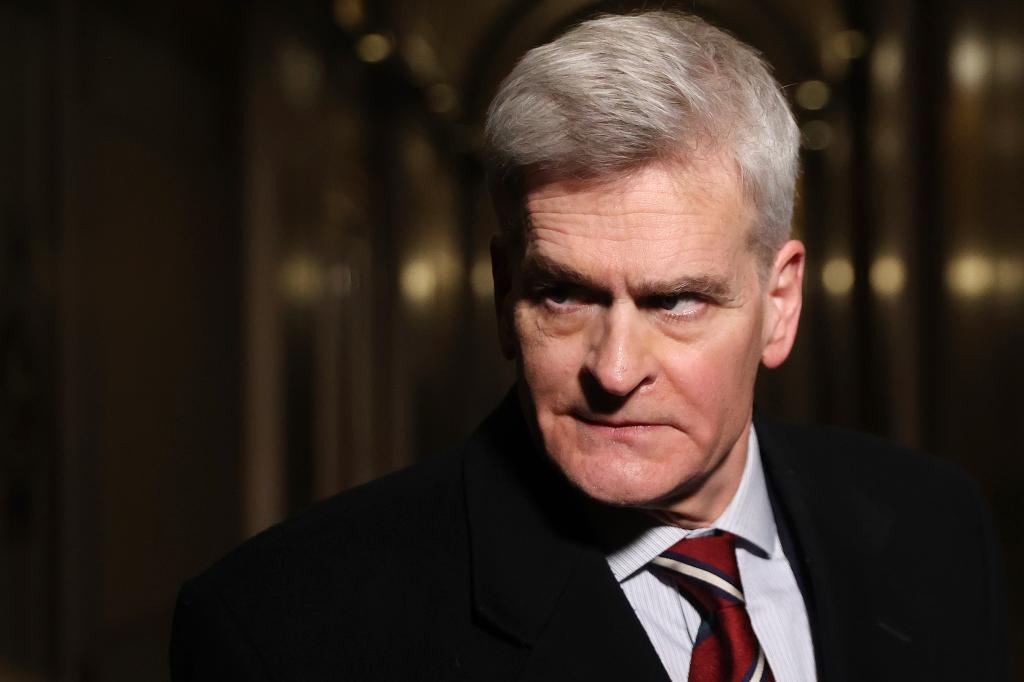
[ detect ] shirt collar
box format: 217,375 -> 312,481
606,425 -> 778,582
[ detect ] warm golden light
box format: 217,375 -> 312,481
277,41 -> 323,110
951,33 -> 989,90
403,34 -> 440,81
831,30 -> 867,60
357,33 -> 392,63
870,256 -> 906,298
795,80 -> 830,111
823,30 -> 867,78
280,255 -> 323,302
946,253 -> 994,298
871,37 -> 903,90
471,254 -> 493,300
332,0 -> 364,29
822,257 -> 855,296
401,258 -> 437,304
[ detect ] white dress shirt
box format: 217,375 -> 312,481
606,427 -> 817,682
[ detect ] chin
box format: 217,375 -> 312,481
549,443 -> 697,509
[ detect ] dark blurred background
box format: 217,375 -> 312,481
0,0 -> 1021,679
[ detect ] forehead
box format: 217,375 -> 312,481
526,155 -> 745,210
521,159 -> 755,280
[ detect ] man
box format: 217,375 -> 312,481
170,11 -> 1009,681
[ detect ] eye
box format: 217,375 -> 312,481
539,286 -> 577,308
652,294 -> 706,317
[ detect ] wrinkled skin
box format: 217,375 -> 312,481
493,158 -> 804,527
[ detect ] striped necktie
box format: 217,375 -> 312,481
651,531 -> 774,682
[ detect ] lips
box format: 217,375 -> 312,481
573,413 -> 672,429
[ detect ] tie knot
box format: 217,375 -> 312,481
651,530 -> 745,609
650,531 -> 775,681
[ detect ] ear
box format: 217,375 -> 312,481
490,235 -> 518,360
761,240 -> 805,369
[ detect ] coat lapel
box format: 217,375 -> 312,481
756,414 -> 908,682
463,393 -> 670,681
463,397 -> 913,682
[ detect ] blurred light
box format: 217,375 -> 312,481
801,120 -> 832,150
951,33 -> 989,91
996,258 -> 1024,296
795,80 -> 830,111
872,123 -> 903,167
821,257 -> 855,296
871,38 -> 903,90
946,253 -> 994,298
823,30 -> 867,79
327,264 -> 355,297
332,0 -> 364,29
427,83 -> 458,113
401,258 -> 437,304
403,34 -> 440,81
471,254 -> 493,300
870,256 -> 906,298
831,30 -> 867,60
357,33 -> 392,63
281,255 -> 323,302
277,41 -> 323,110
434,245 -> 463,287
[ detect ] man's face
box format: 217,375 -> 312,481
495,158 -> 803,524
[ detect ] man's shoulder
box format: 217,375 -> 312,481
755,413 -> 986,512
170,445 -> 484,679
187,446 -> 466,602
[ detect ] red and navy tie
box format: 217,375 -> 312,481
651,531 -> 775,682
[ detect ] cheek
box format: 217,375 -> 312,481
660,331 -> 761,431
514,307 -> 584,395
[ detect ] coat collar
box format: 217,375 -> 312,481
462,395 -> 904,682
462,391 -> 671,680
462,390 -> 583,646
755,413 -> 899,682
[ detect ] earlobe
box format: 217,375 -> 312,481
761,240 -> 805,369
490,236 -> 517,360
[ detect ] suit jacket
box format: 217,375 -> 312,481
170,392 -> 1010,681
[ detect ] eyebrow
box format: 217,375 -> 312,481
520,254 -> 597,289
520,253 -> 737,303
636,273 -> 736,302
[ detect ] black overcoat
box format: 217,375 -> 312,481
170,392 -> 1009,681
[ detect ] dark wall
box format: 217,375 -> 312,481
0,0 -> 1021,679
0,1 -> 244,678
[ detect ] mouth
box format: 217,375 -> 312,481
577,416 -> 661,428
572,413 -> 673,433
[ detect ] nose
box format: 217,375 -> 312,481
583,303 -> 655,397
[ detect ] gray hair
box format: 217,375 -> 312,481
484,10 -> 800,269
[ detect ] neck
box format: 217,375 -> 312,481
645,420 -> 752,529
